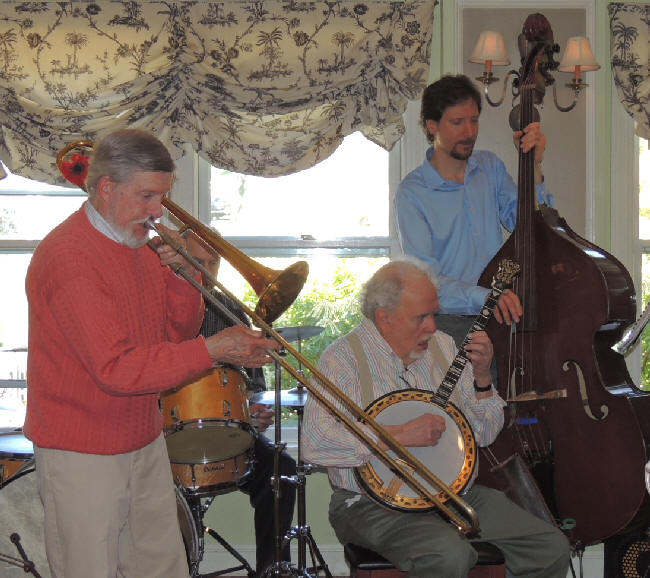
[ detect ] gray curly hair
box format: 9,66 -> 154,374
360,258 -> 439,321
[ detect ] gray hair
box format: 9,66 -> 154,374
85,129 -> 174,198
360,258 -> 439,321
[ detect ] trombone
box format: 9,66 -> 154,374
56,140 -> 480,536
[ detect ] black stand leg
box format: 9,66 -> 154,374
185,493 -> 256,578
202,526 -> 256,578
0,533 -> 43,577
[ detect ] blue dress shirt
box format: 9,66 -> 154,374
395,146 -> 553,315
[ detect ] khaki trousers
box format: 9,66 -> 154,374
34,434 -> 189,578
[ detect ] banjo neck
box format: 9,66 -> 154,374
434,263 -> 515,407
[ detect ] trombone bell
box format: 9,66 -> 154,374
160,197 -> 308,324
255,260 -> 310,324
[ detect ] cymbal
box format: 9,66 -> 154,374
276,325 -> 324,343
251,388 -> 309,408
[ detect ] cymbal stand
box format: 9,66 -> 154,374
0,533 -> 43,577
282,405 -> 332,578
262,356 -> 300,577
287,338 -> 306,396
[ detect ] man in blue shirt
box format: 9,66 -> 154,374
395,74 -> 552,346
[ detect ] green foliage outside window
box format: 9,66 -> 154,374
241,258 -> 384,417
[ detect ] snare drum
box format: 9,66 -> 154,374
0,430 -> 34,486
169,450 -> 253,497
161,366 -> 255,494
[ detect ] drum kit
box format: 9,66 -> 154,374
160,323 -> 332,578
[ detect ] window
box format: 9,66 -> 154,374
0,167 -> 85,427
191,132 -> 398,439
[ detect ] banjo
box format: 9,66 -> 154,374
354,259 -> 520,512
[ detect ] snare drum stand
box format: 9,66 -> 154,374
261,352 -> 331,578
284,338 -> 331,578
282,399 -> 332,578
185,491 -> 256,578
262,357 -> 300,578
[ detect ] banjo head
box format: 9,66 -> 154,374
354,389 -> 476,512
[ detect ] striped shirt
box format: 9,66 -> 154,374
301,318 -> 506,493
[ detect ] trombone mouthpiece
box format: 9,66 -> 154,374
145,217 -> 159,231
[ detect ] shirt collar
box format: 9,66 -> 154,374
422,145 -> 479,190
84,200 -> 126,244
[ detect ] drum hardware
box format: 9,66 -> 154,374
0,466 -> 49,577
260,360 -> 332,578
279,327 -> 323,398
179,488 -> 256,578
281,402 -> 332,578
0,533 -> 43,577
250,389 -> 309,408
276,326 -> 324,344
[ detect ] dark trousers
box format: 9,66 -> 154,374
238,434 -> 297,576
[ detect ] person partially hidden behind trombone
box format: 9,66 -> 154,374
23,128 -> 279,578
301,259 -> 570,577
187,236 -> 297,578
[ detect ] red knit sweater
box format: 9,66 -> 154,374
24,206 -> 213,454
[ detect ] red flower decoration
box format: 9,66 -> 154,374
59,153 -> 90,189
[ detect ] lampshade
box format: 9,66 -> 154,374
558,37 -> 600,73
469,31 -> 510,66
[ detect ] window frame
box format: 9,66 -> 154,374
610,83 -> 642,386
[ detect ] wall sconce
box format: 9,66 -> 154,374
470,25 -> 599,113
469,30 -> 510,86
555,36 -> 600,111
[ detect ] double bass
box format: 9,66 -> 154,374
478,13 -> 650,548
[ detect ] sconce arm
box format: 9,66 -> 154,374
483,70 -> 518,107
551,82 -> 580,113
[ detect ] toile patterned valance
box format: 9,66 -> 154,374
0,1 -> 434,184
609,3 -> 650,140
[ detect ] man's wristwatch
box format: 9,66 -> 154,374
473,380 -> 493,393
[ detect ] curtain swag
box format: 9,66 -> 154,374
609,2 -> 650,140
0,1 -> 434,184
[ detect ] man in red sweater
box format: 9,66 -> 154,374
24,129 -> 278,578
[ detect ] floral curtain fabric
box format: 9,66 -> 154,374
0,1 -> 434,184
609,3 -> 650,139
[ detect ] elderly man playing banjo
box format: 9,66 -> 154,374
301,259 -> 570,577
